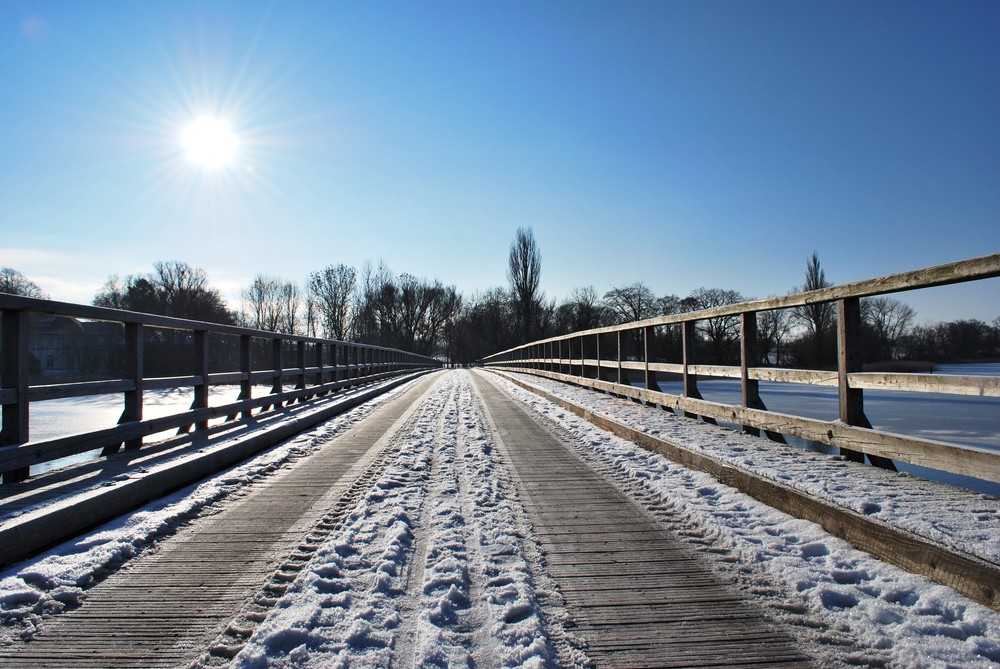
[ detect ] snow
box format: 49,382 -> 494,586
0,377 -> 417,644
490,370 -> 1000,668
3,369 -> 1000,668
226,371 -> 561,668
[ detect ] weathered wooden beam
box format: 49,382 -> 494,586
490,365 -> 1000,485
1,310 -> 29,482
118,323 -> 144,452
741,312 -> 761,437
0,368 -> 422,473
837,298 -> 867,463
849,372 -> 1000,397
483,252 -> 1000,357
193,329 -> 209,431
488,368 -> 1000,613
29,379 -> 136,401
682,320 -> 715,423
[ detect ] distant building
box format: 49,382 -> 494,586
28,316 -> 124,380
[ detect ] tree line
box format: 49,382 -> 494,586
2,235 -> 998,367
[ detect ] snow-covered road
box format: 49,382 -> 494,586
2,370 -> 1000,668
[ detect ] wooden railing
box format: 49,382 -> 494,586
482,253 -> 1000,486
0,294 -> 440,484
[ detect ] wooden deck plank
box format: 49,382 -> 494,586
0,375 -> 440,669
471,371 -> 813,669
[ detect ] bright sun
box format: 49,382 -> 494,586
181,116 -> 239,168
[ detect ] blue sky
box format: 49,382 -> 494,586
1,0 -> 998,323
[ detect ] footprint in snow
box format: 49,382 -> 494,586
800,542 -> 830,559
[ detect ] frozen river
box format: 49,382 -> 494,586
651,363 -> 1000,495
20,365 -> 1000,495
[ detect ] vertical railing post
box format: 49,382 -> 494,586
271,338 -> 284,408
334,343 -> 343,383
643,325 -> 661,393
616,331 -> 622,386
682,320 -> 705,420
578,335 -> 585,378
120,323 -> 144,450
177,329 -> 210,434
838,298 -> 866,462
837,297 -> 894,469
193,330 -> 209,430
1,310 -> 29,483
643,326 -> 651,394
239,334 -> 253,418
295,340 -> 306,401
595,334 -> 601,381
315,342 -> 325,394
740,312 -> 761,437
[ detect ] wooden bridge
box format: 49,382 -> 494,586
0,254 -> 999,667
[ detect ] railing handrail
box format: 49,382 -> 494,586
0,292 -> 398,350
480,252 -> 1000,488
1,295 -> 441,483
483,251 -> 1000,356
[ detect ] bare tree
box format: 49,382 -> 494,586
94,261 -> 233,324
308,264 -> 357,341
241,275 -> 282,331
863,296 -> 916,361
0,267 -> 47,298
758,307 -> 795,366
507,227 -> 542,343
658,294 -> 682,316
240,275 -> 302,333
352,260 -> 395,344
793,253 -> 835,366
602,282 -> 659,324
452,287 -> 514,364
555,286 -> 609,334
93,275 -> 128,309
278,282 -> 302,335
682,287 -> 746,363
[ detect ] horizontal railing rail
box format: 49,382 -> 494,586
481,252 -> 1000,486
1,294 -> 441,483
